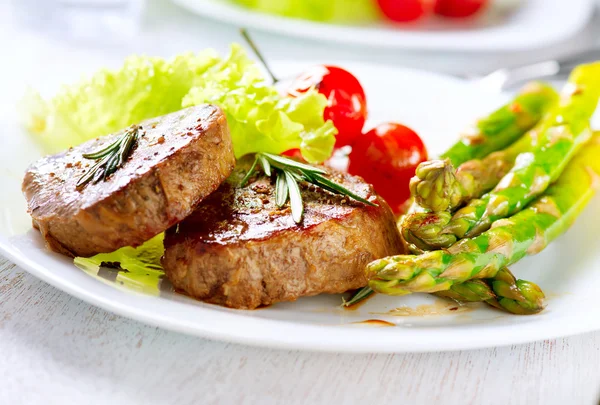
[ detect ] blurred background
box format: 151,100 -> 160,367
2,0 -> 599,89
1,3 -> 600,404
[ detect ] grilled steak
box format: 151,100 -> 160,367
162,159 -> 403,309
23,105 -> 235,257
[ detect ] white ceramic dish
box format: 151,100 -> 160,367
171,0 -> 594,51
2,61 -> 600,353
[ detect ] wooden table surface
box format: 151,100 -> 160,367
3,1 -> 600,404
2,256 -> 599,405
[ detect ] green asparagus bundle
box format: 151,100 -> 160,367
345,136 -> 548,309
405,137 -> 550,313
411,82 -> 559,212
367,134 -> 600,296
434,268 -> 546,315
402,63 -> 600,251
345,83 -> 558,308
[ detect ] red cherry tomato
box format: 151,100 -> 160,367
434,0 -> 487,18
348,122 -> 427,213
376,0 -> 432,22
282,148 -> 305,161
287,65 -> 367,148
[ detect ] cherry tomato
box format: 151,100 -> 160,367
348,122 -> 427,213
287,65 -> 367,148
282,148 -> 305,161
434,0 -> 487,18
376,0 -> 432,22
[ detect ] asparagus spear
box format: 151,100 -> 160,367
434,268 -> 546,315
402,63 -> 600,251
347,84 -> 559,306
410,125 -> 547,214
367,134 -> 600,296
412,82 -> 559,212
346,131 -> 547,306
440,82 -> 559,167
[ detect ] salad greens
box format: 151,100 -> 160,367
74,234 -> 165,295
23,44 -> 336,163
53,44 -> 337,274
229,0 -> 379,22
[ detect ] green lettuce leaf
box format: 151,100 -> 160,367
22,50 -> 221,152
74,234 -> 165,295
22,44 -> 336,163
182,45 -> 336,162
229,0 -> 380,22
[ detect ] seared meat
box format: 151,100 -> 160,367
162,159 -> 403,309
23,105 -> 235,257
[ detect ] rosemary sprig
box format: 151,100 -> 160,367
240,152 -> 376,223
239,28 -> 279,85
77,125 -> 142,189
342,286 -> 374,307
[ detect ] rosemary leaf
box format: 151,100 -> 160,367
239,152 -> 375,224
119,131 -> 138,166
261,152 -> 326,174
275,171 -> 289,207
285,171 -> 304,223
103,153 -> 119,181
259,154 -> 272,177
307,173 -> 377,206
82,142 -> 118,160
342,286 -> 374,307
77,160 -> 101,187
239,156 -> 259,187
289,171 -> 305,182
77,125 -> 141,189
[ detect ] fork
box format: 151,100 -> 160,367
473,47 -> 600,92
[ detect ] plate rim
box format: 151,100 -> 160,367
170,0 -> 594,51
2,232 -> 597,353
3,61 -> 599,353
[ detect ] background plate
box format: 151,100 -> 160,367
171,0 -> 594,51
2,61 -> 600,353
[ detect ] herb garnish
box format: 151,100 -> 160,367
240,152 -> 376,223
342,286 -> 374,307
77,125 -> 142,188
239,28 -> 279,85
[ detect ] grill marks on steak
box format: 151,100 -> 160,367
22,105 -> 235,257
162,159 -> 403,309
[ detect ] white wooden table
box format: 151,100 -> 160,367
2,1 -> 600,404
2,258 -> 600,404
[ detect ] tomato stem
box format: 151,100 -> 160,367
239,28 -> 279,84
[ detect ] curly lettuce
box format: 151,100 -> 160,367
22,44 -> 336,163
182,45 -> 336,162
229,0 -> 380,22
22,50 -> 220,152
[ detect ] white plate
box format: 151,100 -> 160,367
2,62 -> 600,353
171,0 -> 594,51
